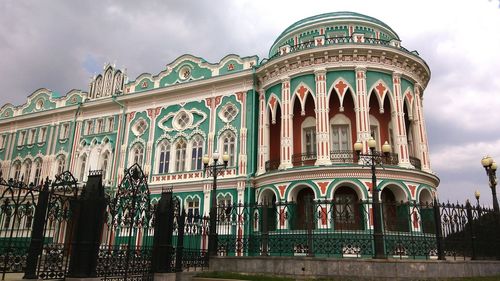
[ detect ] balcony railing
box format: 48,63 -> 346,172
268,151 -> 419,171
269,36 -> 414,61
409,156 -> 422,170
292,152 -> 317,166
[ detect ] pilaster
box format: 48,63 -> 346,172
355,66 -> 371,153
414,84 -> 432,172
279,78 -> 293,169
392,72 -> 411,167
256,90 -> 267,175
314,69 -> 331,165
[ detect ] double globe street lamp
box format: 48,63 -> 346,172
354,137 -> 391,259
203,152 -> 229,257
481,156 -> 499,213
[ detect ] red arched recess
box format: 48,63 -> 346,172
329,88 -> 356,148
269,104 -> 281,162
292,93 -> 315,158
368,90 -> 392,147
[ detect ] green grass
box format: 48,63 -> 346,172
195,272 -> 500,281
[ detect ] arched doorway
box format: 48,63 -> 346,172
419,189 -> 435,234
333,186 -> 362,230
259,189 -> 278,231
381,187 -> 409,232
294,187 -> 315,230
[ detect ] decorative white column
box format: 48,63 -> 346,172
392,72 -> 411,167
280,78 -> 293,169
237,92 -> 248,176
355,66 -> 371,153
256,90 -> 267,175
414,84 -> 432,172
314,69 -> 331,165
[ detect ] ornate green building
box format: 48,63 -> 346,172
0,12 -> 438,230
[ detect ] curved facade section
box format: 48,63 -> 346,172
0,12 -> 438,251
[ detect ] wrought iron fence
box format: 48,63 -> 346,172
265,160 -> 280,172
292,152 -> 317,166
212,199 -> 500,260
409,156 -> 422,170
0,177 -> 39,280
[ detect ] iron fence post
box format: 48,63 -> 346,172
433,198 -> 445,260
151,190 -> 174,273
261,203 -> 269,256
175,209 -> 186,272
465,201 -> 476,260
23,181 -> 49,279
67,172 -> 106,278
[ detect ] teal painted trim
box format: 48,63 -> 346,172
66,102 -> 82,172
326,178 -> 368,199
265,83 -> 282,104
291,74 -> 316,97
378,179 -> 411,201
284,180 -> 321,201
111,94 -> 126,188
326,70 -> 356,95
256,185 -> 280,201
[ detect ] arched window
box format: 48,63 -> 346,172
175,139 -> 187,172
157,140 -> 171,174
186,197 -> 200,221
79,154 -> 87,182
13,161 -> 21,181
191,136 -> 203,170
221,131 -> 236,166
33,159 -> 42,185
57,155 -> 66,175
333,186 -> 361,230
132,143 -> 144,167
301,117 -> 316,155
101,152 -> 110,181
369,115 -> 381,150
330,114 -> 351,151
23,159 -> 32,183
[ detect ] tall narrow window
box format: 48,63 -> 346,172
101,152 -> 109,180
96,119 -> 103,133
18,131 -> 26,146
157,140 -> 170,174
60,124 -> 70,139
38,127 -> 47,143
186,198 -> 200,219
304,127 -> 316,155
331,125 -> 350,151
222,132 -> 236,166
175,139 -> 187,172
86,120 -> 94,135
13,162 -> 21,180
33,160 -> 42,185
191,136 -> 203,170
28,129 -> 36,145
23,160 -> 32,183
107,117 -> 114,132
57,155 -> 66,175
389,127 -> 395,154
407,125 -> 414,157
370,125 -> 379,149
79,155 -> 87,182
132,144 -> 144,166
0,135 -> 5,149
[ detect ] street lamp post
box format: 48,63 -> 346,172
481,156 -> 499,213
474,190 -> 481,207
203,152 -> 229,257
355,137 -> 391,259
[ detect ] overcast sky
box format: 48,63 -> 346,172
1,0 -> 499,205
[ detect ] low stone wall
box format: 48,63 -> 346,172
211,256 -> 500,280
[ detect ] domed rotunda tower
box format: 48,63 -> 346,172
254,11 -> 438,219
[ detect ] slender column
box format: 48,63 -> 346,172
392,72 -> 411,167
355,67 -> 371,153
279,78 -> 293,169
256,91 -> 267,175
145,107 -> 161,177
414,84 -> 432,172
314,69 -> 331,165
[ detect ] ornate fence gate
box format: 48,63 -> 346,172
0,176 -> 37,280
35,172 -> 80,280
97,164 -> 155,281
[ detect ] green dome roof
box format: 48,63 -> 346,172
269,11 -> 400,57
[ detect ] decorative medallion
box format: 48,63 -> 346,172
179,66 -> 192,80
